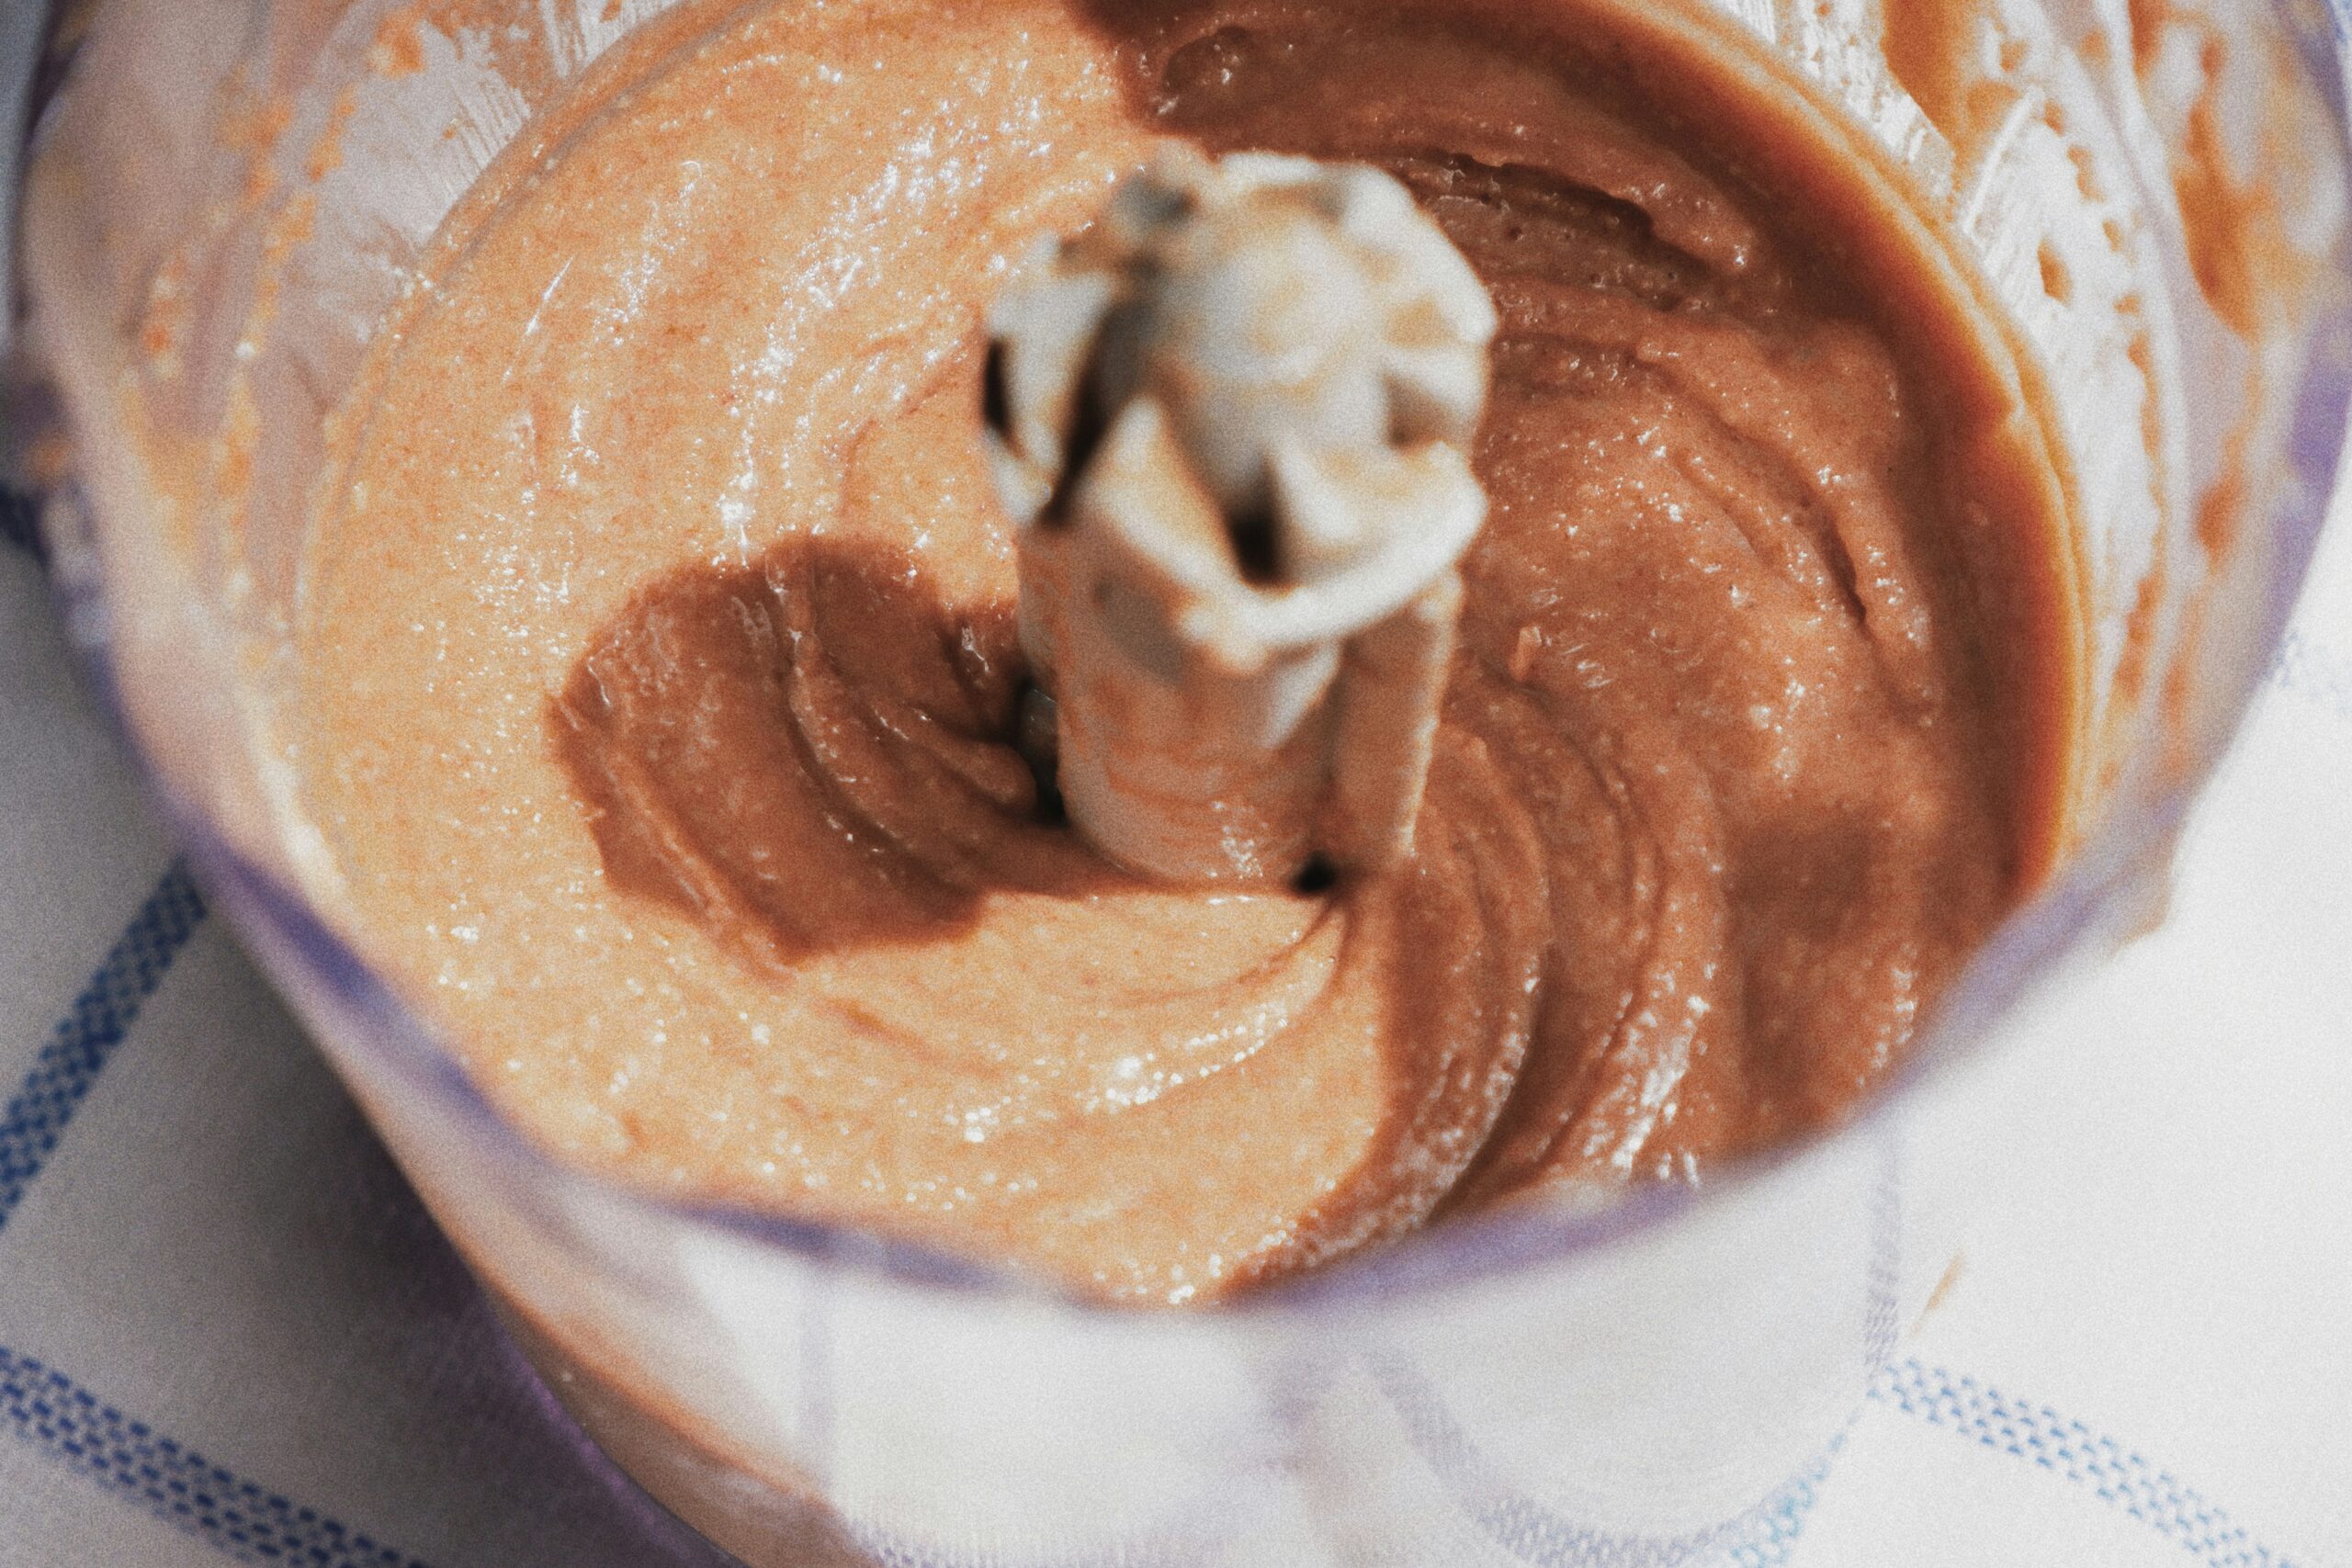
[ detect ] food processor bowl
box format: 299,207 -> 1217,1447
14,0 -> 2348,1562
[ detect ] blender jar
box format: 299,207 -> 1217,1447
14,0 -> 2349,1562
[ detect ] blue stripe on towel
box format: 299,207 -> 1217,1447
0,1346 -> 432,1568
0,858 -> 425,1567
0,861 -> 208,1234
1874,1359 -> 2292,1568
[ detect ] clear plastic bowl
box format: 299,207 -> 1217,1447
16,0 -> 2351,1562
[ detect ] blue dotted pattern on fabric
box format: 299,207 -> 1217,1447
1872,1359 -> 2292,1568
1368,1348 -> 1838,1568
0,860 -> 207,1235
1727,1468 -> 1824,1568
0,1347 -> 433,1568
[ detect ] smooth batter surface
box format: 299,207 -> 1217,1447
297,0 -> 2066,1302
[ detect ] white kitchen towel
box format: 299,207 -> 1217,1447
3,473 -> 2347,1568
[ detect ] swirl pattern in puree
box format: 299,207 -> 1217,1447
297,0 -> 2071,1302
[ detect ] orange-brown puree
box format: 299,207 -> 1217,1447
298,0 -> 2068,1302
